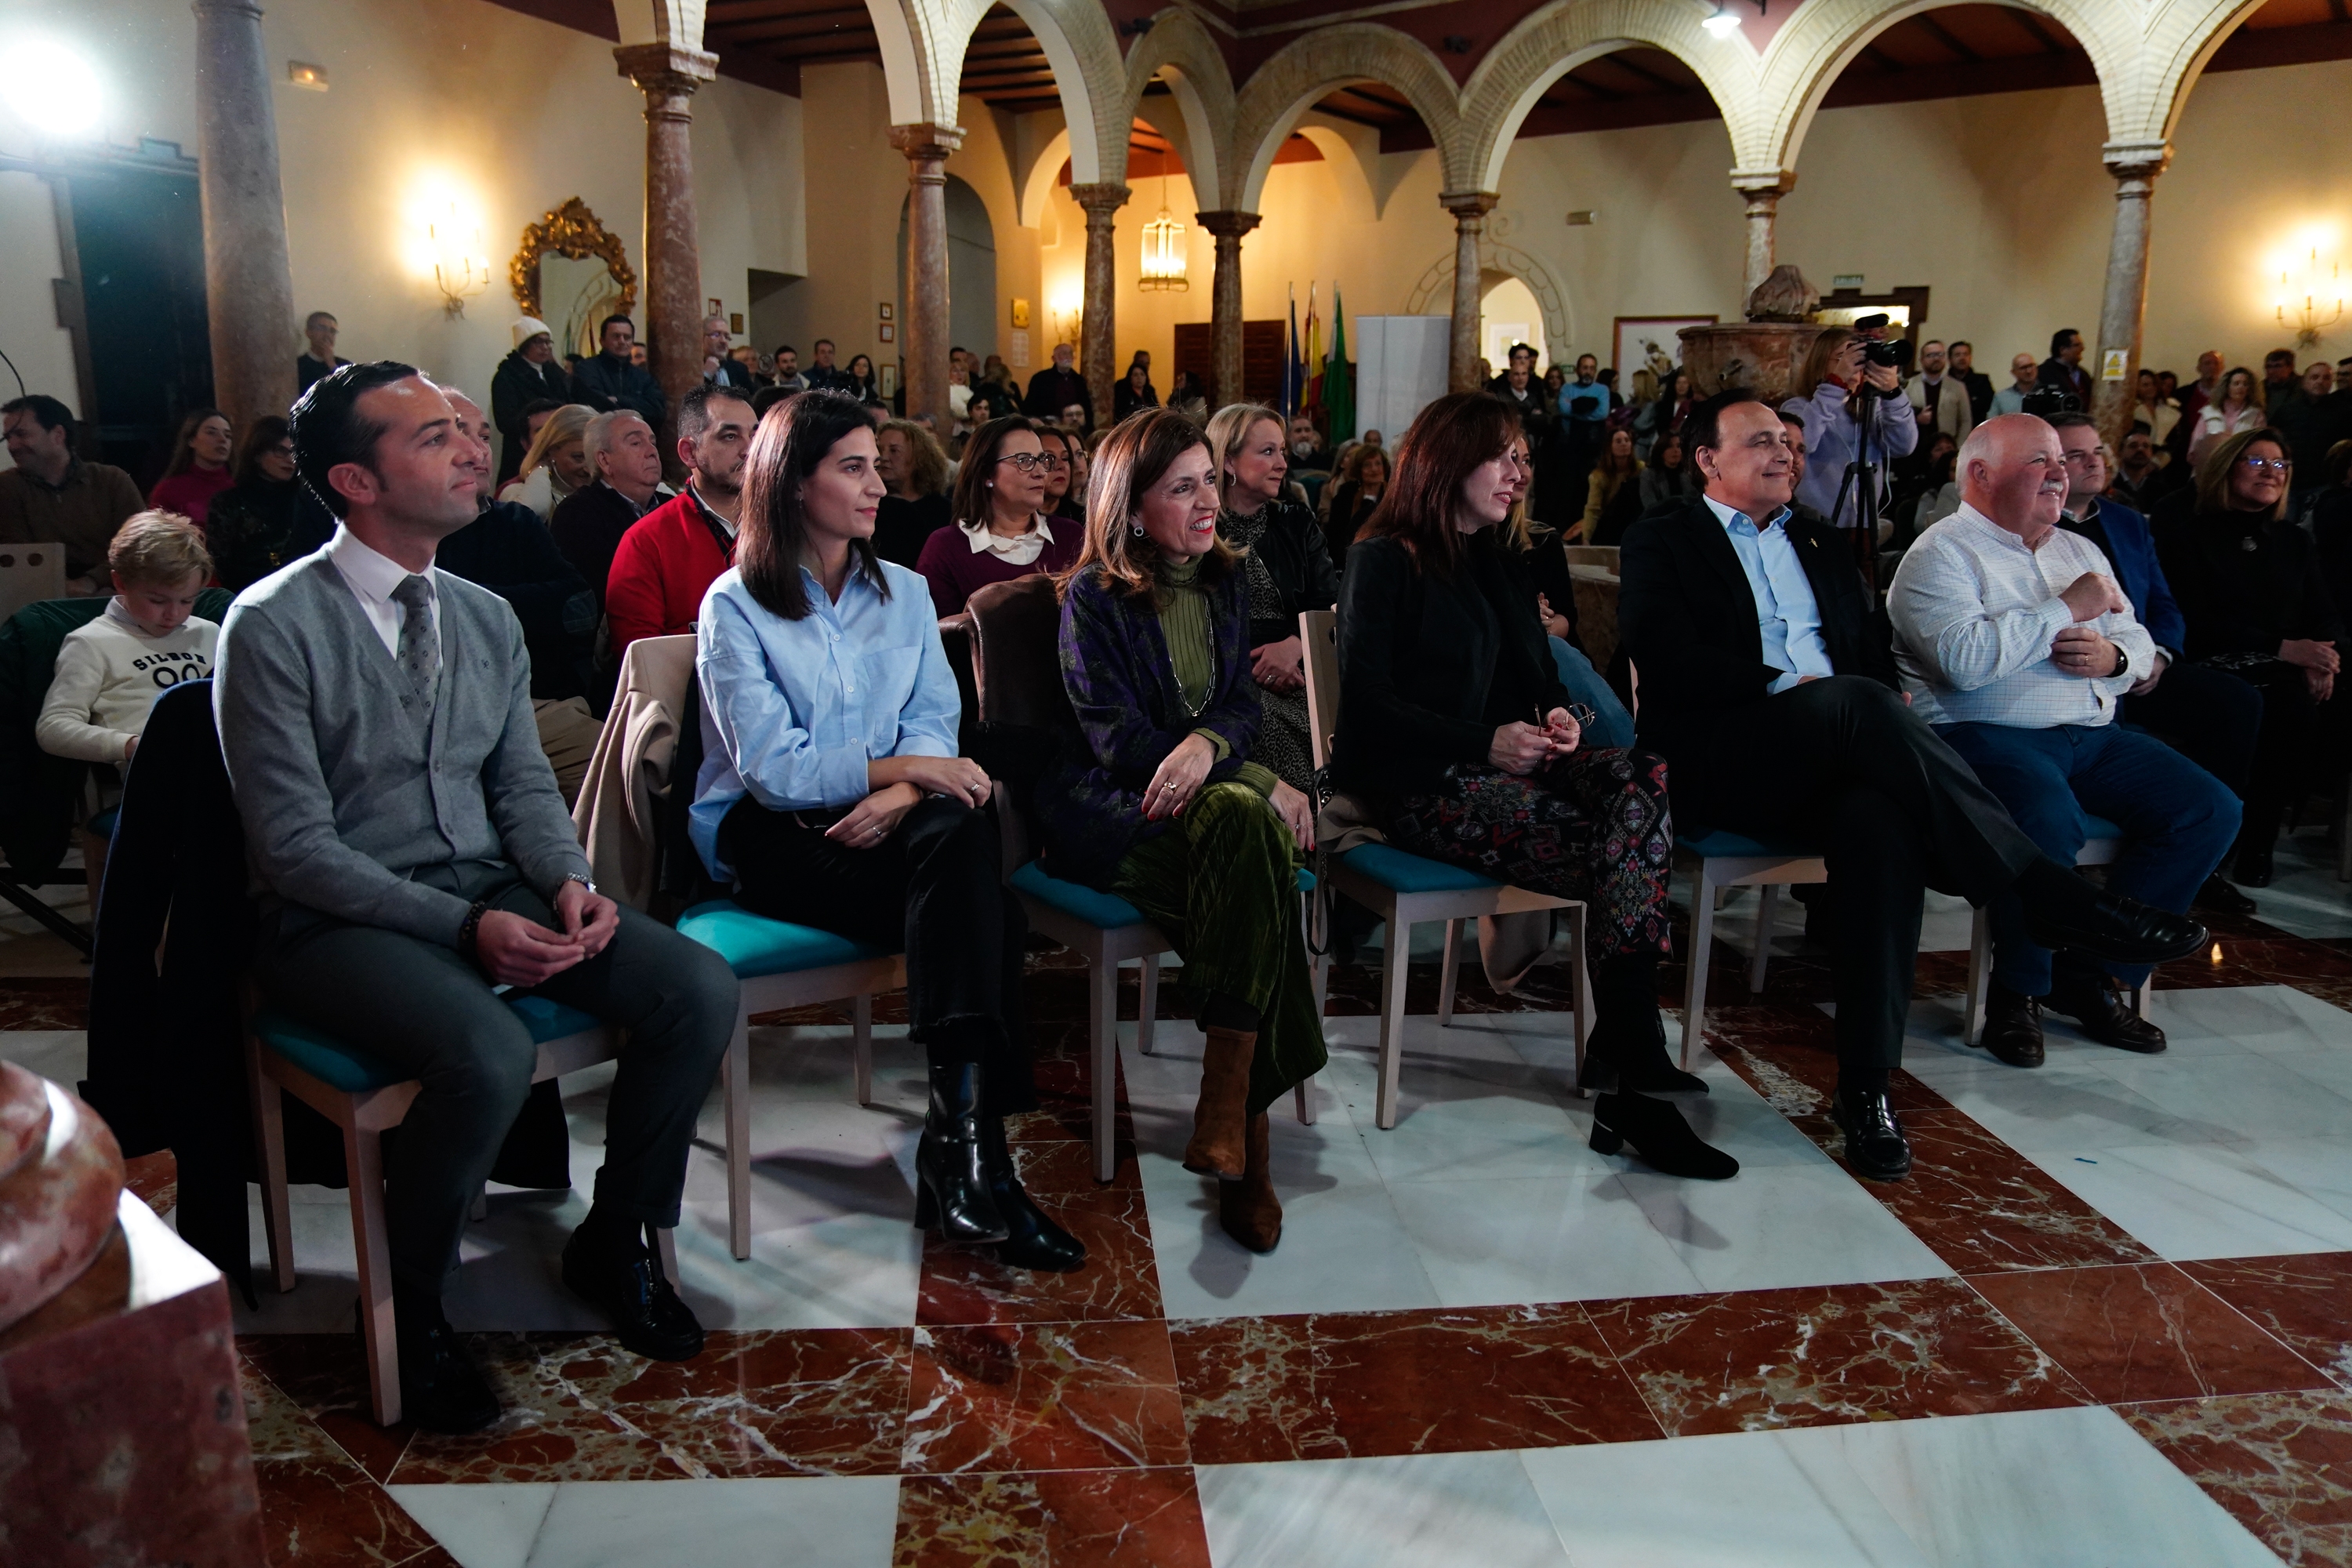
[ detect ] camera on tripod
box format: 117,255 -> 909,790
2020,383 -> 2082,417
1846,314 -> 1913,396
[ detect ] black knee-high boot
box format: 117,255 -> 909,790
915,1058 -> 1009,1245
1577,952 -> 1704,1094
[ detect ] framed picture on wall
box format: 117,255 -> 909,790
1611,316 -> 1716,383
879,303 -> 895,322
879,322 -> 896,343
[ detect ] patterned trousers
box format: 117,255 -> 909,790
1385,748 -> 1675,958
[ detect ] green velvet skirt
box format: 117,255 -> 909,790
1110,782 -> 1329,1116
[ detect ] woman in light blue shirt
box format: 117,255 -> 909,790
693,390 -> 1083,1273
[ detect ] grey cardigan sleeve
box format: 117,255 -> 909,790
479,604 -> 594,895
214,601 -> 476,946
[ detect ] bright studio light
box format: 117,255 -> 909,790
2,42 -> 104,138
1702,8 -> 1743,38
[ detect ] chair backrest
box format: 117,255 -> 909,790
1298,608 -> 1340,773
0,546 -> 65,626
965,575 -> 1071,731
1561,545 -> 1619,575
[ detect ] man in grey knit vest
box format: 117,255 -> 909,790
216,361 -> 739,1433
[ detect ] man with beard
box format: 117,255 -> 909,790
604,384 -> 753,656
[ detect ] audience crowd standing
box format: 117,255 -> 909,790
7,296 -> 2349,1434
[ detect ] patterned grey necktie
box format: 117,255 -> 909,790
390,573 -> 439,716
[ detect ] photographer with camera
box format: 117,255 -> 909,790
1781,324 -> 1918,539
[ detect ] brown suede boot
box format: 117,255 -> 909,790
1182,1026 -> 1258,1180
1218,1112 -> 1281,1253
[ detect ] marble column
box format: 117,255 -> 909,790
890,124 -> 962,432
614,42 -> 717,458
1069,182 -> 1131,426
189,0 -> 297,430
1439,191 -> 1498,394
1731,169 -> 1798,300
1196,210 -> 1261,409
2091,141 -> 2172,447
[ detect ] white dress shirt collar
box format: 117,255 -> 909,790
962,514 -> 1054,564
325,524 -> 439,659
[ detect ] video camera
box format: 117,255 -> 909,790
1850,314 -> 1914,377
2020,383 -> 2082,417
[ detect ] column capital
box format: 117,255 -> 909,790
1438,190 -> 1499,222
2101,140 -> 2172,182
887,122 -> 964,163
1194,209 -> 1262,240
614,42 -> 717,96
1069,182 -> 1131,220
1729,166 -> 1798,198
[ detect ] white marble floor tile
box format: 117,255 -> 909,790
2243,832 -> 2352,939
2024,1140 -> 2352,1261
1618,1164 -> 1951,1296
0,1029 -> 86,1086
1900,1052 -> 2221,1154
1521,1431 -> 1930,1567
1389,1172 -> 1706,1308
390,1478 -> 901,1568
1200,1451 -> 1573,1568
2092,1051 -> 2352,1145
1790,1406 -> 2282,1568
2154,985 -> 2352,1061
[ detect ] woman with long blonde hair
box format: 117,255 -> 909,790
1038,408 -> 1326,1254
498,403 -> 597,521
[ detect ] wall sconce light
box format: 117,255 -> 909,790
1048,292 -> 1083,352
2278,246 -> 2343,348
427,203 -> 490,318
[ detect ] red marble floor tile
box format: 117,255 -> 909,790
902,1319 -> 1189,1474
253,1456 -> 445,1568
2122,1391 -> 2352,1567
0,977 -> 89,1030
919,1142 -> 1163,1328
241,1334 -> 417,1483
1791,1105 -> 2160,1273
381,1328 -> 912,1483
1584,1278 -> 2089,1437
2183,1254 -> 2352,1392
1170,1302 -> 1663,1464
122,1149 -> 177,1216
893,1467 -> 1213,1566
1968,1263 -> 2332,1404
1700,1004 -> 1947,1119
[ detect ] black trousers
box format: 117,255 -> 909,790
721,794 -> 1036,1110
1668,677 -> 2040,1091
2216,659 -> 2337,826
2122,660 -> 2264,800
255,862 -> 740,1298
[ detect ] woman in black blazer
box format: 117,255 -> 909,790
1335,392 -> 1731,1180
1206,403 -> 1339,791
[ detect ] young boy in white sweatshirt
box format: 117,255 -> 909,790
36,510 -> 220,764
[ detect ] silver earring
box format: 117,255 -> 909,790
1130,521 -> 1147,537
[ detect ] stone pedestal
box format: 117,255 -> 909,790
615,41 -> 718,465
1196,210 -> 1261,412
891,124 -> 963,433
1069,183 -> 1131,426
189,0 -> 297,430
1730,169 -> 1798,301
1439,191 -> 1499,394
1677,321 -> 1827,408
2092,141 -> 2172,446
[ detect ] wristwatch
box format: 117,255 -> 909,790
2110,645 -> 2130,679
562,873 -> 599,896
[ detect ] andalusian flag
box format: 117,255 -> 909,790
1324,288 -> 1355,442
1301,284 -> 1324,421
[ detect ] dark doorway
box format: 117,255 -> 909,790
59,142 -> 212,486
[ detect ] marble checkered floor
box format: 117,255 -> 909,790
9,835 -> 2352,1566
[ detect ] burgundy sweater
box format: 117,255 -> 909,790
916,520 -> 1082,615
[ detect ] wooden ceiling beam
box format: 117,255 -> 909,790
707,2 -> 872,27
1603,52 -> 1688,93
1911,13 -> 1982,64
713,16 -> 879,45
1860,42 -> 1905,72
1561,66 -> 1625,101
2009,9 -> 2074,55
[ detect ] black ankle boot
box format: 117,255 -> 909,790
1588,1091 -> 1738,1179
916,1060 -> 1010,1245
977,1111 -> 1087,1272
1581,957 -> 1705,1094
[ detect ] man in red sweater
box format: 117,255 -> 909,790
605,384 -> 753,656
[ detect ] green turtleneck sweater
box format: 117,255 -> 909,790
1156,555 -> 1278,797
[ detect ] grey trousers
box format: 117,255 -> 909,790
254,862 -> 739,1298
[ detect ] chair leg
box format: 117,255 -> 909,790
1681,868 -> 1718,1070
343,1124 -> 400,1428
1748,884 -> 1777,994
724,1014 -> 751,1261
1566,905 -> 1591,1099
1293,1077 -> 1316,1125
851,993 -> 873,1108
655,1226 -> 681,1291
1375,909 -> 1412,1130
1089,953 -> 1118,1184
249,1044 -> 296,1294
1437,917 -> 1464,1027
1136,960 -> 1160,1057
1964,908 -> 1992,1046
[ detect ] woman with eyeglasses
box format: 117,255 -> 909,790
916,416 -> 1082,615
1336,393 -> 1730,1177
205,416 -> 332,591
1037,426 -> 1083,523
1040,408 -> 1325,1253
695,391 -> 1081,1271
2154,426 -> 2346,886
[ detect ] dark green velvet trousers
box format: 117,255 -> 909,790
1111,782 -> 1328,1116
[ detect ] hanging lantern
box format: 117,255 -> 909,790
1137,147 -> 1189,292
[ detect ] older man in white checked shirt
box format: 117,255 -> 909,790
1888,415 -> 2239,1069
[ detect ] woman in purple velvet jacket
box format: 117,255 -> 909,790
1040,408 -> 1327,1255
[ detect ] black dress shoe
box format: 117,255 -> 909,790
2234,843 -> 2275,888
562,1229 -> 706,1361
915,1060 -> 1010,1245
1589,1092 -> 1739,1179
1977,985 -> 2045,1069
394,1313 -> 501,1433
978,1111 -> 1087,1273
1831,1087 -> 1912,1181
2023,891 -> 2207,968
2194,874 -> 2258,916
2045,977 -> 2168,1054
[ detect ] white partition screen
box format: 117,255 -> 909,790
1352,316 -> 1451,443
